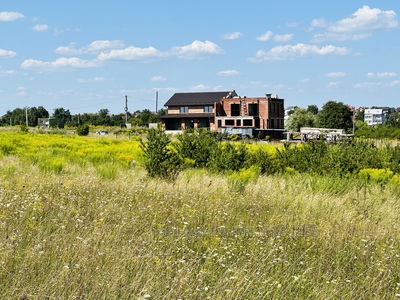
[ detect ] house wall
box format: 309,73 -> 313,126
215,97 -> 284,130
168,107 -> 180,114
167,105 -> 213,115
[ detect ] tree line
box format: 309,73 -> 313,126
0,106 -> 166,128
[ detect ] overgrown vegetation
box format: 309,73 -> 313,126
2,130 -> 400,298
141,129 -> 400,181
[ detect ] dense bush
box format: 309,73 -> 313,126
76,124 -> 90,136
207,142 -> 248,173
140,128 -> 180,180
174,129 -> 219,168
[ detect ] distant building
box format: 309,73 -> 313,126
38,118 -> 60,128
364,108 -> 386,126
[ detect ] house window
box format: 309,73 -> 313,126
204,105 -> 213,113
236,120 -> 241,126
180,106 -> 189,113
231,104 -> 240,116
243,119 -> 253,127
225,119 -> 234,126
248,103 -> 258,116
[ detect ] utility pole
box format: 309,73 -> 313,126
155,91 -> 158,113
124,95 -> 128,125
25,106 -> 29,127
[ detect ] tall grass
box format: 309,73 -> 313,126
0,162 -> 399,298
1,131 -> 400,298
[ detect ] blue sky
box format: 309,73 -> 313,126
1,1 -> 399,116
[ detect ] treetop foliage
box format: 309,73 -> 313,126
0,106 -> 163,128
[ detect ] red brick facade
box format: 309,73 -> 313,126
214,94 -> 284,131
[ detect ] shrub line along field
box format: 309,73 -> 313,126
1,129 -> 400,299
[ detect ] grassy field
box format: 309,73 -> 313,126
1,130 -> 400,299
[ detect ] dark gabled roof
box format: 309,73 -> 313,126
164,91 -> 237,107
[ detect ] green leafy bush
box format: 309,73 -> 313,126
141,128 -> 181,180
175,129 -> 218,168
77,124 -> 90,136
207,142 -> 247,173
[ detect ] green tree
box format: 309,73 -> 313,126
130,109 -> 160,126
52,107 -> 72,127
356,108 -> 365,122
140,128 -> 181,179
307,104 -> 319,115
385,111 -> 400,128
28,106 -> 49,126
2,108 -> 25,126
317,101 -> 353,132
285,108 -> 316,132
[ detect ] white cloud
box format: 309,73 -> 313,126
0,49 -> 17,58
32,24 -> 49,32
0,70 -> 18,76
172,40 -> 224,59
249,43 -> 351,62
55,40 -> 125,55
55,43 -> 80,55
0,11 -> 25,22
21,57 -> 101,71
221,32 -> 242,40
311,18 -> 329,28
87,40 -> 125,52
151,76 -> 166,82
327,82 -> 338,87
354,82 -> 383,89
273,34 -> 293,42
367,72 -> 396,78
217,70 -> 240,76
312,6 -> 398,42
98,46 -> 166,61
256,31 -> 273,41
299,78 -> 310,83
389,80 -> 400,87
191,84 -> 209,91
78,77 -> 106,83
325,72 -> 347,77
287,22 -> 301,28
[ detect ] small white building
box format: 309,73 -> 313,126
364,109 -> 386,126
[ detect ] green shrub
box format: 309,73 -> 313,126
175,129 -> 219,168
77,124 -> 90,136
140,128 -> 181,180
20,124 -> 28,133
207,142 -> 247,173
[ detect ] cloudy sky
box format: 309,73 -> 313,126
1,1 -> 399,115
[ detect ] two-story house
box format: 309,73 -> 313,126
161,90 -> 285,137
